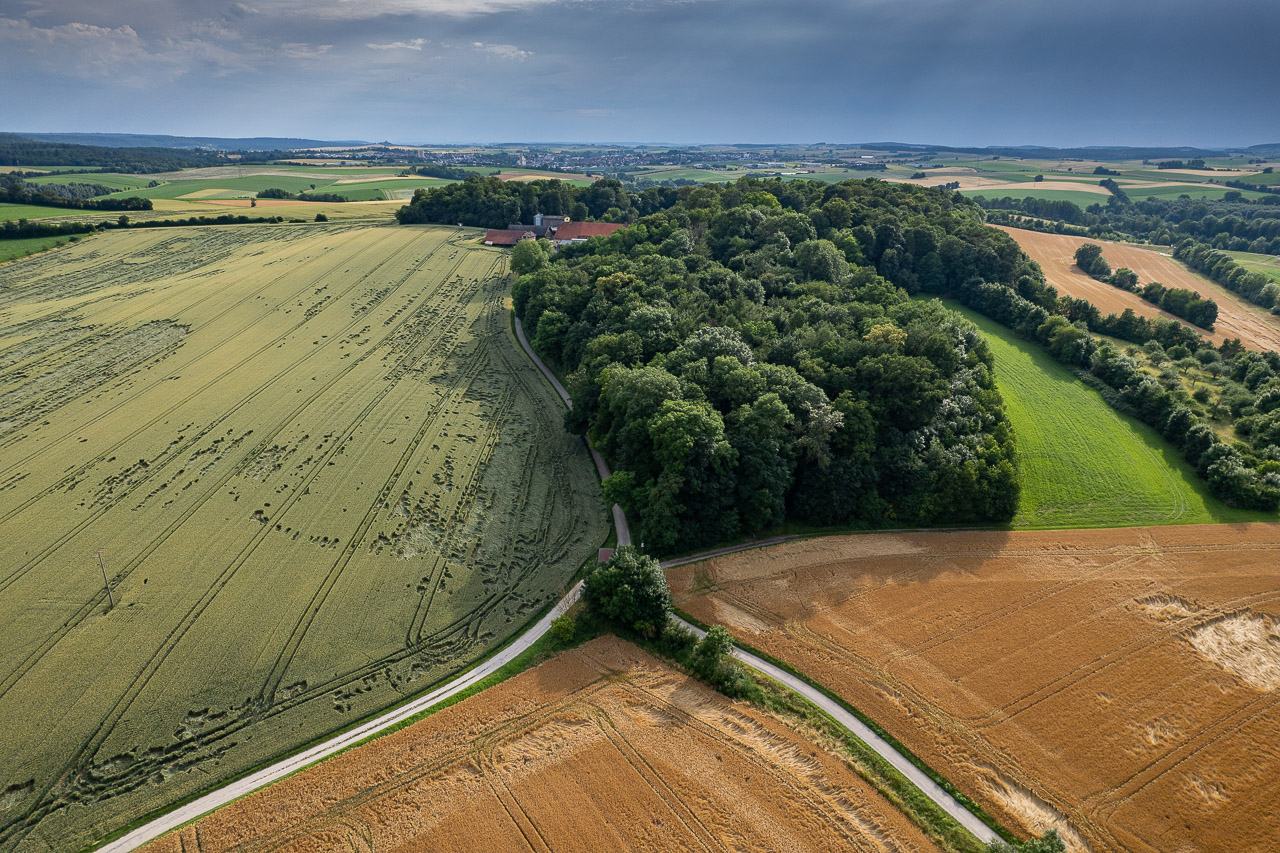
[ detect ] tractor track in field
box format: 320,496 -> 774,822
0,227 -> 443,508
85,303 -> 1002,853
0,229 -> 467,601
0,226 -> 349,393
255,256 -> 508,707
0,233 -> 487,850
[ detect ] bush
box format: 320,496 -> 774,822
549,613 -> 576,645
987,830 -> 1065,853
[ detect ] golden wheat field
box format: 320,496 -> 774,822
670,526 -> 1280,853
141,636 -> 944,853
998,227 -> 1280,351
0,223 -> 607,851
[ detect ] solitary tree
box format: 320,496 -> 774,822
510,237 -> 549,275
584,546 -> 672,637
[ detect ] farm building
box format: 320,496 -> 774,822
552,221 -> 625,245
483,229 -> 536,246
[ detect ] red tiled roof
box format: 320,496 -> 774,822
553,221 -> 624,241
483,229 -> 534,246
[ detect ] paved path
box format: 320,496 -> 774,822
517,312 -> 995,844
99,310 -> 995,850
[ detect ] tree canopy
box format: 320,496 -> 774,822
514,177 -> 1021,554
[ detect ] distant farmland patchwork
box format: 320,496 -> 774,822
0,224 -> 607,850
140,637 -> 944,853
670,525 -> 1280,853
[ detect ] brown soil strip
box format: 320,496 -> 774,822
669,524 -> 1280,853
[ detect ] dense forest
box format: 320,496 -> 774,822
396,175 -> 678,228
509,179 -> 1024,552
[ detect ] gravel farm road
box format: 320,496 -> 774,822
97,313 -> 996,851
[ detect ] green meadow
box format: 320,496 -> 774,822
0,234 -> 81,262
1224,250 -> 1280,283
0,202 -> 68,221
943,301 -> 1269,529
960,187 -> 1108,206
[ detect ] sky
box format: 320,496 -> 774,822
2,0 -> 1278,147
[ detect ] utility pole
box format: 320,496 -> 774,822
96,549 -> 115,609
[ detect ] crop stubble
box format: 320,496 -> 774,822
998,226 -> 1280,352
141,636 -> 944,853
669,526 -> 1280,853
0,223 -> 606,851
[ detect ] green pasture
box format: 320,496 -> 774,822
1124,183 -> 1268,201
0,203 -> 69,221
0,234 -> 83,263
961,187 -> 1108,206
1224,250 -> 1280,283
942,301 -> 1269,528
636,168 -> 736,183
106,174 -> 340,200
26,172 -> 152,191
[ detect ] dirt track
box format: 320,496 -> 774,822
670,525 -> 1280,853
141,637 -> 943,853
998,226 -> 1280,352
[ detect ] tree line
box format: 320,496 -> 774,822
1,174 -> 152,212
945,256 -> 1278,510
396,174 -> 680,229
974,194 -> 1280,253
0,213 -> 300,242
0,133 -> 223,173
1174,239 -> 1280,312
1074,243 -> 1219,329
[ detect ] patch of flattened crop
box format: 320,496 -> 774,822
0,320 -> 189,435
1185,610 -> 1280,691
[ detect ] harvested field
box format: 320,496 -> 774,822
887,174 -> 1112,195
670,525 -> 1280,853
997,226 -> 1280,352
141,636 -> 943,853
0,224 -> 607,851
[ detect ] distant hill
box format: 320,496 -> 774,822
0,133 -> 225,171
857,142 -> 1248,160
13,132 -> 369,151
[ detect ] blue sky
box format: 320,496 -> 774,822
2,0 -> 1278,146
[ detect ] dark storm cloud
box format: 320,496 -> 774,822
2,0 -> 1277,144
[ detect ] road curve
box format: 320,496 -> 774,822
95,313 -> 625,852
518,311 -> 996,844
